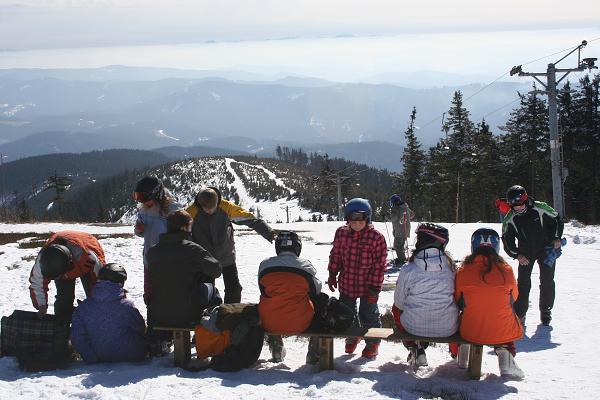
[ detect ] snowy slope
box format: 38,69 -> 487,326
118,157 -> 323,224
1,219 -> 599,399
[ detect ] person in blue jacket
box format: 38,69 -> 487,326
71,263 -> 147,364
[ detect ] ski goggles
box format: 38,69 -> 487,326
348,211 -> 368,221
507,193 -> 528,207
133,191 -> 150,203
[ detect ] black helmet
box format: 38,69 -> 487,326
133,176 -> 165,203
39,244 -> 73,279
98,263 -> 127,285
506,185 -> 528,207
275,231 -> 302,256
415,223 -> 449,251
388,194 -> 403,207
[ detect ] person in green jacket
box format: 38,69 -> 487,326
502,185 -> 564,326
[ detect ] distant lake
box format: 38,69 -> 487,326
1,28 -> 598,82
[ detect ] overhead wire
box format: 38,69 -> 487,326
418,36 -> 600,130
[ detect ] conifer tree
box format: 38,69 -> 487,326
400,107 -> 425,214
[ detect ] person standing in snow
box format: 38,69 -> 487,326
133,175 -> 181,305
454,228 -> 524,378
501,185 -> 564,326
258,231 -> 323,364
28,231 -> 105,324
327,197 -> 388,359
391,223 -> 459,367
71,263 -> 147,364
186,187 -> 275,303
388,194 -> 415,265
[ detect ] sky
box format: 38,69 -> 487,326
0,1 -> 599,81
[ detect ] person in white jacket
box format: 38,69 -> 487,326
391,223 -> 459,367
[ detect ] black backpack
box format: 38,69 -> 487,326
311,294 -> 356,333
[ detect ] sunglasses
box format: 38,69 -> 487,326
348,211 -> 368,221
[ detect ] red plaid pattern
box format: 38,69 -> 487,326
328,225 -> 388,298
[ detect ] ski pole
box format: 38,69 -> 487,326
383,220 -> 397,260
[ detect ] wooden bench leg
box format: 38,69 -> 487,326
173,330 -> 191,368
468,344 -> 483,380
318,336 -> 334,371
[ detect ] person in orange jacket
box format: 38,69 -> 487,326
28,231 -> 105,323
258,231 -> 322,363
454,228 -> 524,379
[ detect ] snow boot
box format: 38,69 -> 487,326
457,344 -> 470,369
407,346 -> 427,367
495,346 -> 524,379
345,337 -> 361,354
306,337 -> 320,365
267,335 -> 286,363
541,309 -> 552,326
361,342 -> 380,359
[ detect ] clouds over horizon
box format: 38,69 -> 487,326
1,0 -> 599,50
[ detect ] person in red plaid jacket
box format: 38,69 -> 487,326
327,197 -> 388,359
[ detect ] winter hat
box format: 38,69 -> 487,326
98,263 -> 127,285
134,176 -> 165,203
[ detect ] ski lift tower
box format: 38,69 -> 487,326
510,40 -> 597,218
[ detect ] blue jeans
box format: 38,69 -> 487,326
339,294 -> 381,344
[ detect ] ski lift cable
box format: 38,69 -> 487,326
419,37 -> 600,131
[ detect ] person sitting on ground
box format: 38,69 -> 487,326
29,231 -> 105,324
71,263 -> 147,364
257,231 -> 323,364
454,228 -> 524,379
392,223 -> 459,367
147,210 -> 223,354
328,197 -> 388,359
186,186 -> 275,303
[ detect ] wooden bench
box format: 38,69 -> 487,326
154,326 -> 485,379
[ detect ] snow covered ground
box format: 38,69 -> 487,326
1,219 -> 599,399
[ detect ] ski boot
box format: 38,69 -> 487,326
345,337 -> 361,354
361,342 -> 380,359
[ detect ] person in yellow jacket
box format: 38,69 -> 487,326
454,228 -> 524,379
186,187 -> 274,303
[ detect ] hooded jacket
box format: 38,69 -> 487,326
258,251 -> 322,334
393,247 -> 459,337
29,231 -> 105,310
502,200 -> 564,260
70,280 -> 147,363
147,230 -> 222,327
186,187 -> 274,267
455,254 -> 523,344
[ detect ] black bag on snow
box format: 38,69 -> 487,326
1,310 -> 72,371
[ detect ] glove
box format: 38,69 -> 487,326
367,287 -> 379,304
327,273 -> 338,292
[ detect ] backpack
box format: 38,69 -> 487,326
1,310 -> 72,371
311,295 -> 356,333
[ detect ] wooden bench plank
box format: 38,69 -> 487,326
155,326 -> 483,379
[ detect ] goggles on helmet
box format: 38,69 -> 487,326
133,191 -> 150,203
348,211 -> 368,221
507,192 -> 528,207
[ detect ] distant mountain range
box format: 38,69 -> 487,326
0,66 -> 528,160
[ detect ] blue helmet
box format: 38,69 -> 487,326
344,198 -> 372,223
471,228 -> 500,254
389,194 -> 403,207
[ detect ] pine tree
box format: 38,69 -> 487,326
499,86 -> 550,200
400,107 -> 425,215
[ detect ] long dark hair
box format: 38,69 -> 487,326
463,247 -> 506,283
